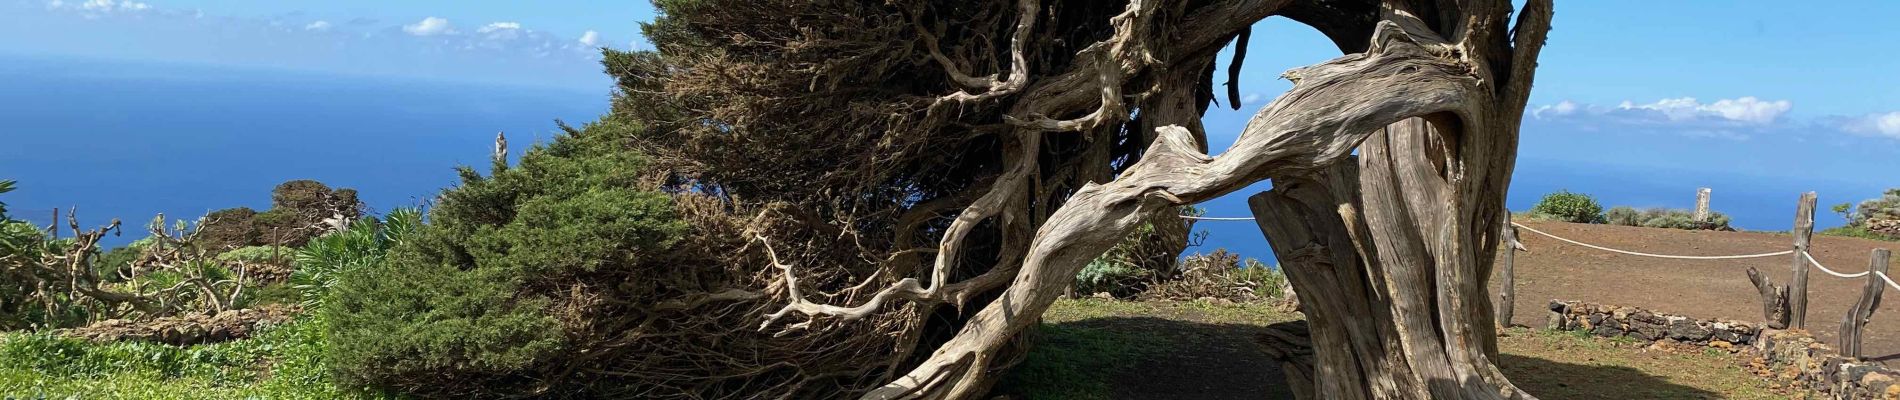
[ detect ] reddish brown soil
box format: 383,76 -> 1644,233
1498,220 -> 1900,363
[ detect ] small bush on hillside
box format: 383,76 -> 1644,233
1821,189 -> 1900,241
1856,189 -> 1900,224
1604,206 -> 1732,231
216,245 -> 293,264
196,207 -> 262,251
1073,208 -> 1199,298
324,122 -> 695,397
1528,190 -> 1606,224
1139,249 -> 1289,304
195,181 -> 364,251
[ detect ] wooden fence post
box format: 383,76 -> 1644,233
1694,187 -> 1712,223
1497,213 -> 1521,328
1790,192 -> 1818,329
1841,249 -> 1892,359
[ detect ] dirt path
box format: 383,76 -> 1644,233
1499,220 -> 1900,362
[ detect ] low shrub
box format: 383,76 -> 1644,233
323,121 -> 698,398
1528,190 -> 1606,224
1073,207 -> 1200,298
1139,249 -> 1290,304
1820,225 -> 1899,242
1604,206 -> 1732,231
216,245 -> 294,265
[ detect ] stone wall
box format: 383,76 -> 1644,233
1546,299 -> 1900,399
60,304 -> 297,345
1755,329 -> 1900,399
1544,300 -> 1758,346
1868,219 -> 1900,238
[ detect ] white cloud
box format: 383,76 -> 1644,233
403,17 -> 454,36
48,0 -> 150,13
1839,111 -> 1900,139
1616,96 -> 1791,125
305,21 -> 332,31
1531,100 -> 1579,118
578,30 -> 601,47
478,22 -> 521,34
83,0 -> 147,11
1240,93 -> 1263,104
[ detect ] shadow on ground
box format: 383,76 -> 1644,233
1501,353 -> 1721,399
995,315 -> 1721,400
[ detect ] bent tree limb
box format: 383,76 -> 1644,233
878,15 -> 1542,400
748,0 -> 1553,398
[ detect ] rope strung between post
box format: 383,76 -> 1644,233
1175,214 -> 1900,290
1802,252 -> 1869,278
1180,214 -> 1786,258
1508,223 -> 1792,260
1802,252 -> 1900,291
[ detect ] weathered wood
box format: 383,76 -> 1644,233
1746,266 -> 1791,329
846,18 -> 1540,398
1694,187 -> 1712,223
1841,249 -> 1891,358
1791,192 -> 1818,328
1498,212 -> 1522,328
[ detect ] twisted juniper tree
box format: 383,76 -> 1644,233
623,0 -> 1552,398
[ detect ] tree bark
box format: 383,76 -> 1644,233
755,1 -> 1555,398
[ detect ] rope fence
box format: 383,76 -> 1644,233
1176,213 -> 1900,292
1175,189 -> 1892,355
1508,223 -> 1794,260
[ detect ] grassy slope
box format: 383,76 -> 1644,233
0,299 -> 1779,399
0,317 -> 386,400
998,299 -> 1781,400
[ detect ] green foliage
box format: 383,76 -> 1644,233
1528,190 -> 1607,224
290,209 -> 419,308
193,181 -> 366,251
1820,225 -> 1900,242
1073,207 -> 1200,297
0,315 -> 381,399
1833,202 -> 1857,224
1604,206 -> 1732,231
0,220 -> 90,330
1074,259 -> 1148,297
216,245 -> 293,264
0,179 -> 15,219
1235,259 -> 1289,300
324,122 -> 687,397
94,237 -> 156,283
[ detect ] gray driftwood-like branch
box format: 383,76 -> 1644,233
749,0 -> 1556,398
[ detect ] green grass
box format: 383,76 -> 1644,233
1499,327 -> 1780,399
0,316 -> 388,399
994,322 -> 1168,400
1820,225 -> 1899,242
0,298 -> 1784,399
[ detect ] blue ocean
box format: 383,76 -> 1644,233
1,54 -> 1886,261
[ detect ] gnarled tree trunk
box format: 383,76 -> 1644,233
744,0 -> 1553,398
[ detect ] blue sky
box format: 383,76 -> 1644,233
1,0 -> 1896,252
0,0 -> 658,89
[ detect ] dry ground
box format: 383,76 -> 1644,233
995,299 -> 1778,400
1501,220 -> 1900,362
